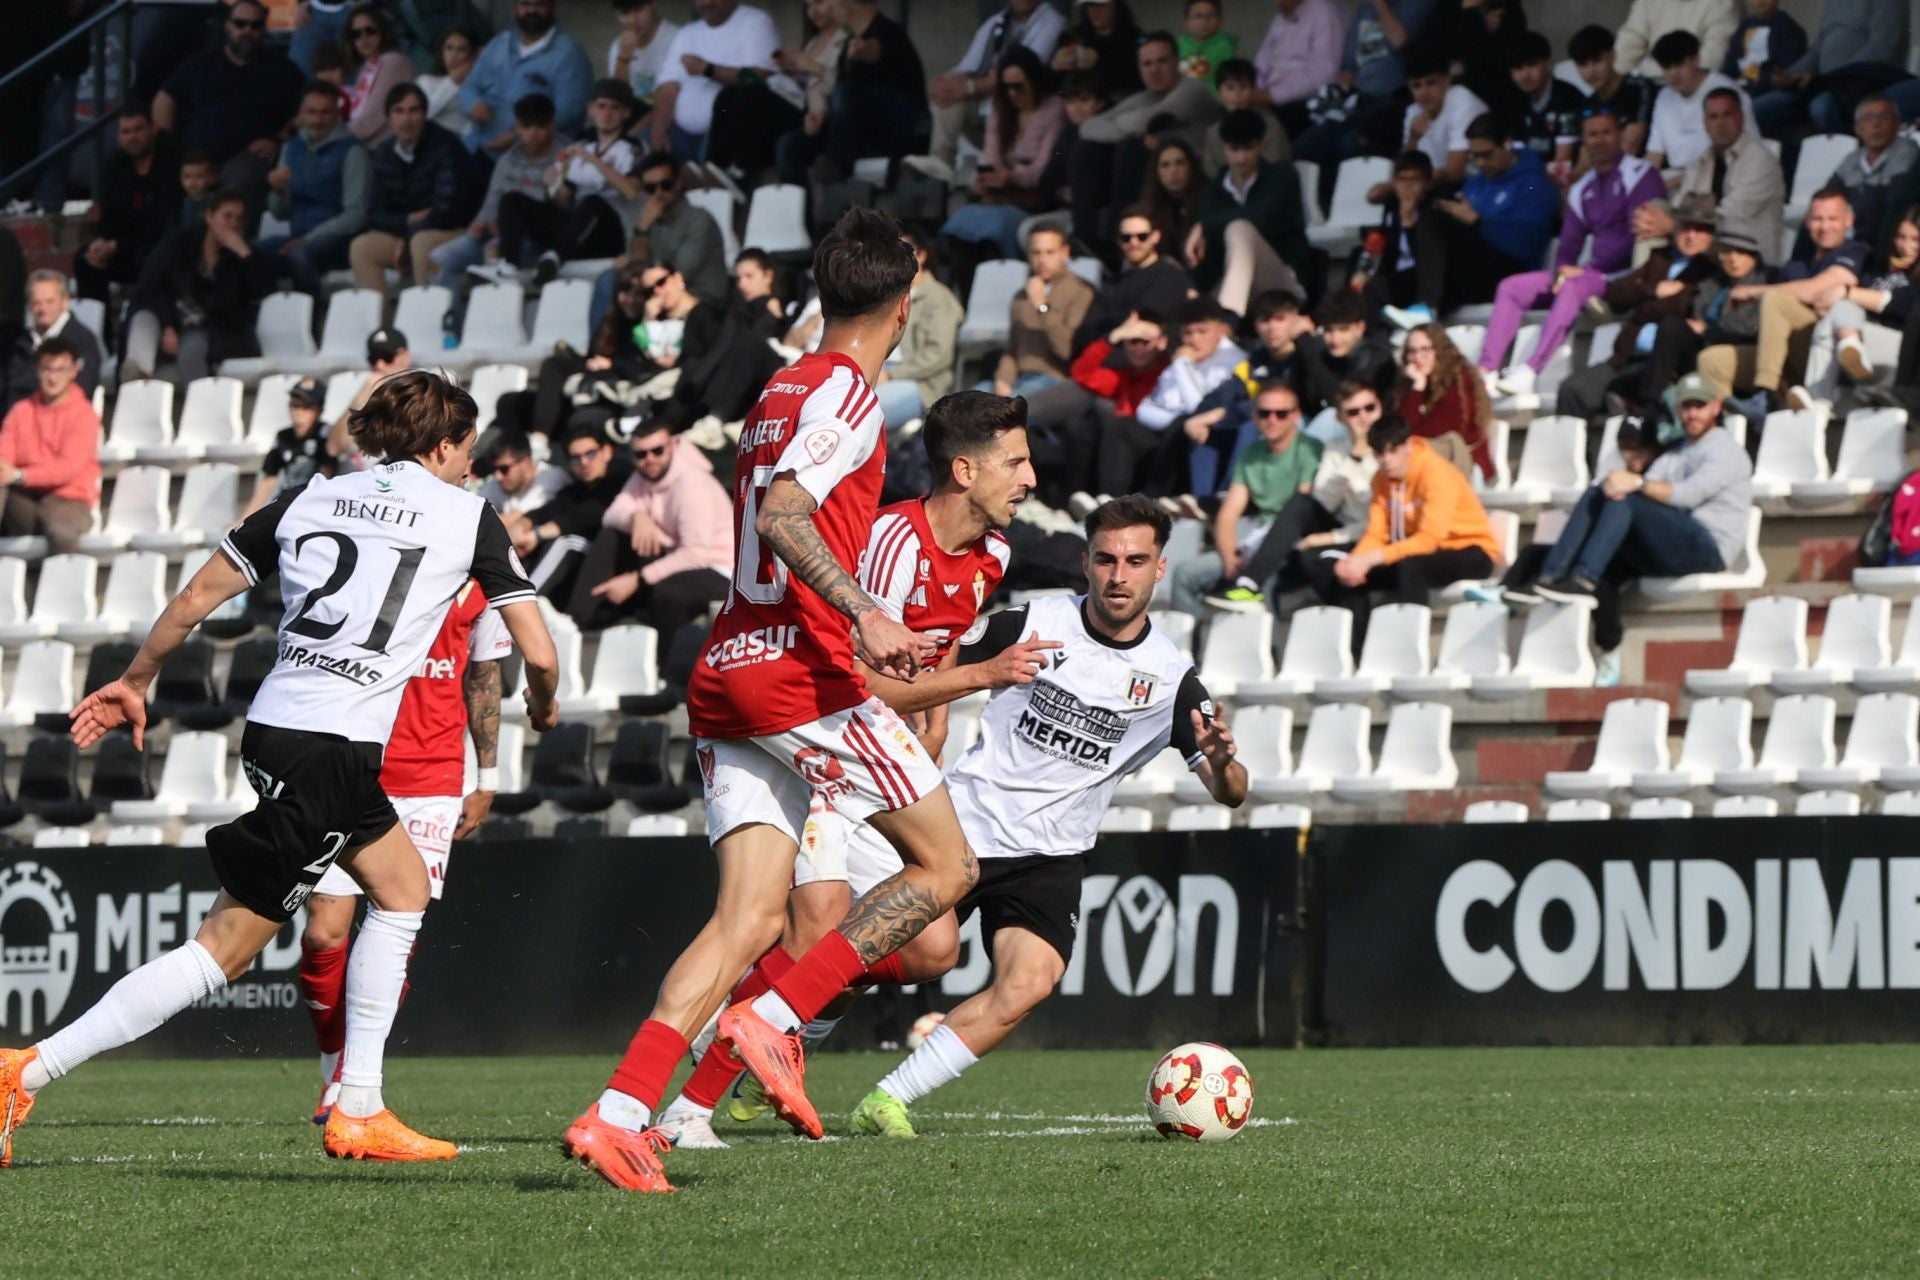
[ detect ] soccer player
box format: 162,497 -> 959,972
850,495 -> 1247,1138
299,581 -> 513,1124
0,372 -> 559,1167
563,210 -> 1005,1193
656,390 -> 1062,1149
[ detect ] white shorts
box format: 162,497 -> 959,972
697,696 -> 944,846
790,801 -> 906,898
313,795 -> 461,901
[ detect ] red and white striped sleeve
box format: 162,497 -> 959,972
858,511 -> 922,624
773,368 -> 884,508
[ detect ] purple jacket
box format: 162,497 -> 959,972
1556,154 -> 1665,276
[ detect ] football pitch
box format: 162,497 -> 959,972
11,1044 -> 1920,1277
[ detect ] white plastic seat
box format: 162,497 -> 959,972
322,370 -> 370,424
135,462 -> 239,554
0,638 -> 75,726
60,551 -> 166,643
0,554 -> 96,643
1772,593 -> 1889,693
452,282 -> 528,365
1544,697 -> 1670,797
1796,789 -> 1862,816
217,291 -> 316,382
1801,692 -> 1920,790
957,259 -> 1028,353
33,828 -> 91,848
1638,507 -> 1766,601
1149,521 -> 1202,610
1684,595 -> 1808,694
685,188 -> 741,268
1175,704 -> 1293,804
1196,610 -> 1275,698
102,379 -> 175,464
1750,408 -> 1828,501
1712,794 -> 1779,817
1247,801 -> 1312,828
743,184 -> 812,256
143,375 -> 246,463
1330,701 -> 1456,797
1444,323 -> 1486,365
627,814 -> 691,837
176,547 -> 249,631
1265,703 -> 1370,797
559,624 -> 660,716
468,363 -> 529,430
276,288 -> 383,377
1480,416 -> 1588,511
111,730 -> 229,821
1713,693 -> 1837,792
105,824 -> 167,846
1631,696 -> 1753,795
1482,417 -> 1511,491
1855,598 -> 1920,691
1629,796 -> 1693,819
526,279 -> 595,355
1586,322 -> 1623,366
391,285 -> 453,354
503,610 -> 585,719
1238,605 -> 1343,699
1784,133 -> 1858,223
1464,799 -> 1529,823
1112,746 -> 1190,801
77,465 -> 170,555
1395,600 -> 1510,696
0,559 -> 27,629
1068,257 -> 1104,289
1098,805 -> 1153,833
1881,791 -> 1920,815
497,722 -> 528,794
1794,407 -> 1908,504
1149,609 -> 1196,658
1166,804 -> 1232,831
1471,602 -> 1595,697
1493,324 -> 1574,411
1316,602 -> 1429,700
1293,159 -> 1323,226
1307,156 -> 1392,251
214,371 -> 302,463
1545,798 -> 1611,821
186,760 -> 259,823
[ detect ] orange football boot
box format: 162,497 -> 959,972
0,1048 -> 39,1168
323,1108 -> 458,1161
563,1104 -> 674,1193
715,1003 -> 822,1140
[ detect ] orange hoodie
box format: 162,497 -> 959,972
1353,437 -> 1500,566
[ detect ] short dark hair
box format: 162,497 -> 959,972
1582,102 -> 1623,129
1315,290 -> 1367,328
1130,307 -> 1168,331
899,222 -> 937,259
206,187 -> 247,215
565,422 -> 611,450
812,208 -> 918,320
385,81 -> 428,116
1249,289 -> 1300,322
489,429 -> 534,461
1084,494 -> 1172,549
1138,30 -> 1179,58
1568,24 -> 1614,64
735,247 -> 775,273
1184,0 -> 1219,11
1703,86 -> 1744,113
117,102 -> 153,123
1116,203 -> 1159,232
1336,378 -> 1382,404
1404,49 -> 1451,82
1216,57 -> 1258,87
35,335 -> 78,365
1176,296 -> 1229,329
1368,415 -> 1413,453
350,371 -> 477,460
610,0 -> 652,10
1219,108 -> 1266,149
637,150 -> 678,180
1060,70 -> 1105,101
1464,112 -> 1511,144
1809,185 -> 1853,211
923,391 -> 1028,488
1652,30 -> 1701,68
180,150 -> 217,171
513,93 -> 556,125
301,79 -> 340,104
1393,149 -> 1433,180
1509,30 -> 1553,68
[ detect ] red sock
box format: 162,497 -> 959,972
607,1019 -> 691,1111
750,944 -> 797,993
679,947 -> 798,1108
297,941 -> 349,1055
771,932 -> 869,1025
848,951 -> 908,989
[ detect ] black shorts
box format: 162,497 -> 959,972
955,852 -> 1089,965
206,722 -> 399,923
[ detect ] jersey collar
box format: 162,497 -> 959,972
1079,598 -> 1151,650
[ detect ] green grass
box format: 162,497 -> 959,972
10,1046 -> 1920,1277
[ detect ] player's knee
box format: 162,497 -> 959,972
301,919 -> 349,951
997,971 -> 1058,1018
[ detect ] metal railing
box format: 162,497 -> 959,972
0,1 -> 138,207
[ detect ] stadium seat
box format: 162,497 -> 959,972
1545,798 -> 1610,821
215,371 -> 303,465
1712,693 -> 1836,793
1586,322 -> 1623,366
1330,701 -> 1456,798
956,259 -> 1028,357
1792,407 -> 1907,504
20,737 -> 89,824
452,282 -> 528,366
1881,791 -> 1920,815
504,613 -> 585,719
1712,794 -> 1779,817
619,620 -> 704,716
392,285 -> 454,353
1479,416 -> 1588,513
0,532 -> 48,561
1315,602 -> 1429,700
60,551 -> 166,644
1684,595 -> 1809,695
1167,804 -> 1232,831
33,827 -> 92,847
525,722 -> 610,812
1796,789 -> 1862,817
101,379 -> 176,464
0,559 -> 27,628
149,638 -> 223,728
322,369 -> 371,424
87,733 -> 154,813
1068,257 -> 1105,289
487,723 -> 537,817
280,287 -> 383,377
1784,133 -> 1856,223
0,638 -> 74,727
1293,159 -> 1323,226
1239,605 -> 1345,699
1463,799 -> 1529,823
468,363 -> 529,430
1749,408 -> 1828,502
217,635 -> 279,718
1265,702 -> 1370,797
1800,692 -> 1919,790
1554,414 -> 1625,506
1638,507 -> 1765,601
1853,599 -> 1920,691
216,291 -> 316,383
1492,324 -> 1574,412
743,183 -> 812,259
111,730 -> 228,821
1113,746 -> 1190,801
1630,696 -> 1753,796
1628,796 -> 1693,819
685,187 -> 741,267
521,279 -> 597,359
1175,703 -> 1291,802
181,759 -> 258,824
1098,806 -> 1153,833
104,824 -> 166,846
626,814 -> 691,837
561,624 -> 660,716
1196,610 -> 1275,698
0,554 -> 96,643
179,547 -> 252,639
947,697 -> 983,755
606,719 -> 691,812
1150,522 -> 1203,609
1772,593 -> 1889,694
1307,155 -> 1392,252
1394,600 -> 1510,696
1149,609 -> 1196,658
151,376 -> 244,462
1247,801 -> 1311,828
77,464 -> 170,554
1471,602 -> 1595,697
1444,323 -> 1486,364
1482,417 -> 1511,491
136,462 -> 240,554
1544,697 -> 1670,797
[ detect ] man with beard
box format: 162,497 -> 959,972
74,104 -> 181,311
460,0 -> 594,154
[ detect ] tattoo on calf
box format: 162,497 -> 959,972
837,872 -> 943,966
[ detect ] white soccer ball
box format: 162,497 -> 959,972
906,1011 -> 946,1050
1146,1042 -> 1254,1142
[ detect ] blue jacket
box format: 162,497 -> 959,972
272,124 -> 371,241
1463,147 -> 1560,270
459,27 -> 593,151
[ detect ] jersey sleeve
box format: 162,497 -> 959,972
773,376 -> 883,508
469,506 -> 540,609
1168,668 -> 1216,769
467,604 -> 514,661
957,605 -> 1030,663
858,514 -> 920,623
218,484 -> 301,585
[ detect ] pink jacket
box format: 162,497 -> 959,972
600,435 -> 734,585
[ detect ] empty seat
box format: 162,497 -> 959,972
1712,794 -> 1780,817
1544,697 -> 1670,796
956,259 -> 1028,353
1330,701 -> 1456,797
20,737 -> 89,824
1307,155 -> 1392,251
0,638 -> 75,727
1805,692 -> 1920,790
1266,703 -> 1370,797
1480,415 -> 1588,511
1175,704 -> 1291,802
1630,696 -> 1753,795
1444,323 -> 1486,364
1149,609 -> 1196,658
528,722 -> 610,811
1463,799 -> 1529,823
217,372 -> 302,463
1316,602 -> 1429,700
87,733 -> 155,811
104,824 -> 167,846
1713,693 -> 1836,793
488,722 -> 538,816
322,370 -> 371,423
1796,789 -> 1862,817
468,363 -> 529,430
605,719 -> 690,812
522,278 -> 595,356
1628,796 -> 1694,820
1112,746 -> 1190,801
742,184 -> 812,257
1749,408 -> 1828,501
1793,407 -> 1907,503
1098,806 -> 1153,833
504,612 -> 585,719
619,620 -> 703,716
1784,133 -> 1858,222
1773,593 -> 1890,693
1395,600 -> 1510,696
1196,610 -> 1275,697
1167,804 -> 1232,831
626,814 -> 691,837
102,379 -> 175,463
149,637 -> 223,727
1545,798 -> 1611,821
1471,602 -> 1595,697
1853,598 -> 1920,691
1293,159 -> 1322,225
1238,605 -> 1345,699
560,624 -> 660,716
1881,791 -> 1920,815
0,555 -> 97,643
1247,801 -> 1311,828
137,462 -> 240,554
77,465 -> 170,554
392,285 -> 453,353
1639,507 -> 1766,600
1684,595 -> 1809,694
685,187 -> 741,266
291,287 -> 384,375
453,282 -> 528,363
111,730 -> 228,821
0,559 -> 27,628
217,635 -> 279,717
216,291 -> 316,382
33,828 -> 93,847
60,551 -> 166,643
1586,321 -> 1623,366
153,376 -> 244,461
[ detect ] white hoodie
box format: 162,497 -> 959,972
1135,338 -> 1247,430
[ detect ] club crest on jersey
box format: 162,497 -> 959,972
695,745 -> 718,794
1126,671 -> 1158,706
973,569 -> 987,609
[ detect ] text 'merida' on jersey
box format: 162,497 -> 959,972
219,460 -> 536,744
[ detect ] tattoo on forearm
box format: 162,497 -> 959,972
836,847 -> 979,966
464,659 -> 501,768
760,497 -> 879,622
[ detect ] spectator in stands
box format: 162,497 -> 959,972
1481,107 -> 1665,397
461,0 -> 592,155
349,84 -> 481,291
514,422 -> 636,598
627,151 -> 729,305
1076,206 -> 1194,350
1170,379 -> 1320,615
730,249 -> 788,339
504,79 -> 642,284
1613,0 -> 1741,80
1187,108 -> 1307,317
1178,0 -> 1235,91
820,0 -> 928,180
1306,413 -> 1498,655
1140,139 -> 1205,255
1397,323 -> 1492,480
1824,97 -> 1920,252
1723,0 -> 1807,112
437,92 -> 558,287
567,422 -> 733,632
342,5 -> 419,145
1569,25 -> 1655,161
1070,33 -> 1223,247
1297,289 -> 1395,413
152,0 -> 304,228
1527,370 -> 1751,607
242,376 -> 335,517
1428,0 -> 1529,112
1395,50 -> 1486,190
3,272 -> 103,412
1137,295 -> 1250,500
992,225 -> 1095,397
1237,290 -> 1311,387
325,328 -> 416,468
609,0 -> 681,100
481,429 -> 570,519
648,0 -> 780,161
74,105 -> 181,311
648,264 -> 782,432
260,81 -> 372,299
388,1 -> 495,76
1413,113 -> 1560,316
1803,207 -> 1920,397
1052,0 -> 1142,101
940,48 -> 1068,261
875,227 -> 962,430
1040,308 -> 1170,502
1503,31 -> 1584,173
714,0 -> 844,184
1290,0 -> 1439,194
1357,150 -> 1442,328
418,27 -> 482,135
1202,59 -> 1289,177
292,0 -> 354,76
1250,0 -> 1347,140
0,337 -> 100,554
1697,188 -> 1868,409
494,262 -> 664,443
1631,86 -> 1783,261
1646,31 -> 1751,175
123,189 -> 271,385
927,0 -> 1068,172
1749,0 -> 1909,137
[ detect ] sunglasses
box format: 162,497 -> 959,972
491,460 -> 520,476
1256,407 -> 1299,420
640,178 -> 674,194
633,443 -> 670,460
619,279 -> 660,295
1117,230 -> 1154,243
1343,402 -> 1381,416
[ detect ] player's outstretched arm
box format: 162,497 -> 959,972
70,549 -> 252,749
857,631 -> 1064,715
496,600 -> 560,731
1191,708 -> 1249,808
456,657 -> 503,838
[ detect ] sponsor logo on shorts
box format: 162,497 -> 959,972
795,747 -> 856,802
695,746 -> 719,797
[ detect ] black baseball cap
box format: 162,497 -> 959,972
288,376 -> 323,407
367,326 -> 408,363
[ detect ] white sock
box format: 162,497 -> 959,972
800,1016 -> 840,1048
336,908 -> 423,1118
660,1095 -> 712,1120
597,1088 -> 651,1131
30,940 -> 226,1091
749,989 -> 803,1034
875,1023 -> 978,1106
319,1050 -> 341,1087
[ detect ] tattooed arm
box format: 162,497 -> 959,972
454,657 -> 503,839
755,473 -> 935,678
